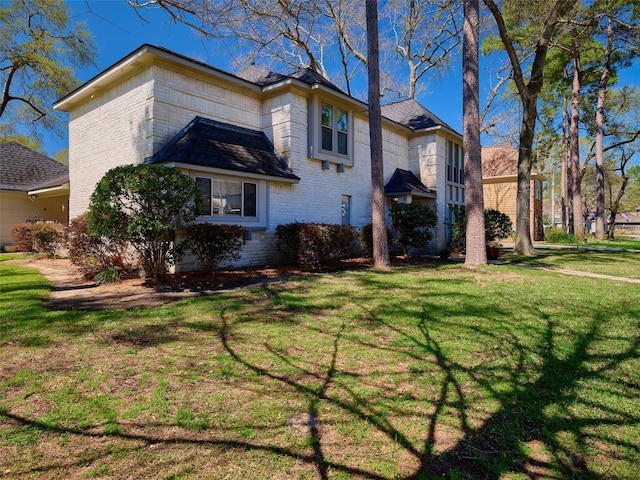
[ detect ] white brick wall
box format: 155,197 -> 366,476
67,57 -> 460,268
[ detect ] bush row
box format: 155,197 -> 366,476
545,227 -> 580,244
9,221 -> 67,257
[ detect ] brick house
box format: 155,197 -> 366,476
0,142 -> 69,250
481,144 -> 544,241
54,44 -> 465,268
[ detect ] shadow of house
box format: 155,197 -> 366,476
0,142 -> 69,250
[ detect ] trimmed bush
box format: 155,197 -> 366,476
68,213 -> 137,279
276,222 -> 356,271
185,223 -> 248,272
545,227 -> 580,244
10,221 -> 67,257
390,203 -> 437,255
9,223 -> 35,252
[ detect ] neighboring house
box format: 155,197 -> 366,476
613,210 -> 640,235
481,145 -> 544,241
54,44 -> 464,269
0,142 -> 69,250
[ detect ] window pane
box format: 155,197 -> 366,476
337,132 -> 347,155
322,126 -> 333,151
196,177 -> 211,216
213,180 -> 242,216
337,110 -> 348,133
341,195 -> 351,225
321,103 -> 333,127
243,183 -> 257,217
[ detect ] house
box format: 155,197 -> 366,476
53,44 -> 465,269
481,144 -> 544,241
613,210 -> 640,235
0,142 -> 69,250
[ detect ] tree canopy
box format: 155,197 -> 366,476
0,0 -> 96,140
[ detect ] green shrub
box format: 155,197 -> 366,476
358,223 -> 393,257
390,203 -> 437,255
9,221 -> 67,257
68,213 -> 137,278
449,207 -> 513,251
276,222 -> 356,271
88,164 -> 202,281
545,227 -> 579,244
185,223 -> 248,272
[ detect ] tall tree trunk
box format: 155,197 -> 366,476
463,0 -> 486,265
569,33 -> 585,241
595,17 -> 613,240
366,0 -> 390,267
561,95 -> 568,232
514,94 -> 536,255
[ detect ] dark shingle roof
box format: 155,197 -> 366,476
235,65 -> 289,86
381,99 -> 453,131
384,168 -> 436,198
290,67 -> 344,93
0,142 -> 69,192
146,117 -> 299,181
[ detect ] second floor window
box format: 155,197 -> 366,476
321,102 -> 348,155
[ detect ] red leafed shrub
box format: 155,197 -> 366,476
275,222 -> 356,271
10,221 -> 67,257
185,223 -> 248,272
68,213 -> 137,278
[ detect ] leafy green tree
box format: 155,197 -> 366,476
0,133 -> 43,152
390,202 -> 437,256
483,0 -> 579,255
0,0 -> 96,139
88,164 -> 202,281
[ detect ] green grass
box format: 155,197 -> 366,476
1,256 -> 639,479
507,249 -> 640,279
536,235 -> 640,251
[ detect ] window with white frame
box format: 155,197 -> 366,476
446,139 -> 465,241
196,177 -> 257,218
341,195 -> 351,225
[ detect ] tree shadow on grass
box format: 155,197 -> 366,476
2,267 -> 639,479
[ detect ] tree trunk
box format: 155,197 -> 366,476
569,33 -> 585,242
561,95 -> 568,232
463,0 -> 486,265
595,17 -> 612,240
514,94 -> 536,256
366,0 -> 390,268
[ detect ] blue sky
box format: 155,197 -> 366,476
43,1 -> 638,158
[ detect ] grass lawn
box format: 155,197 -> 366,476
1,255 -> 639,479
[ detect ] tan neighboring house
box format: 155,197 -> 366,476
0,142 -> 69,250
481,144 -> 544,241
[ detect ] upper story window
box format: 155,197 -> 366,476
446,140 -> 464,187
321,102 -> 348,155
309,98 -> 353,166
196,177 -> 257,218
534,180 -> 542,200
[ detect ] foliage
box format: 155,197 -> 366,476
0,0 -> 96,139
275,222 -> 356,271
545,226 -> 580,244
358,223 -> 392,257
68,213 -> 137,279
93,269 -> 121,285
450,206 -> 513,250
88,164 -> 202,281
484,208 -> 513,243
389,202 -> 437,255
9,221 -> 66,257
185,223 -> 248,272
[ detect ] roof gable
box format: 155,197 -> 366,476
0,142 -> 69,191
146,117 -> 299,182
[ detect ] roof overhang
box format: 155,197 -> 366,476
27,182 -> 70,198
160,162 -> 300,185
